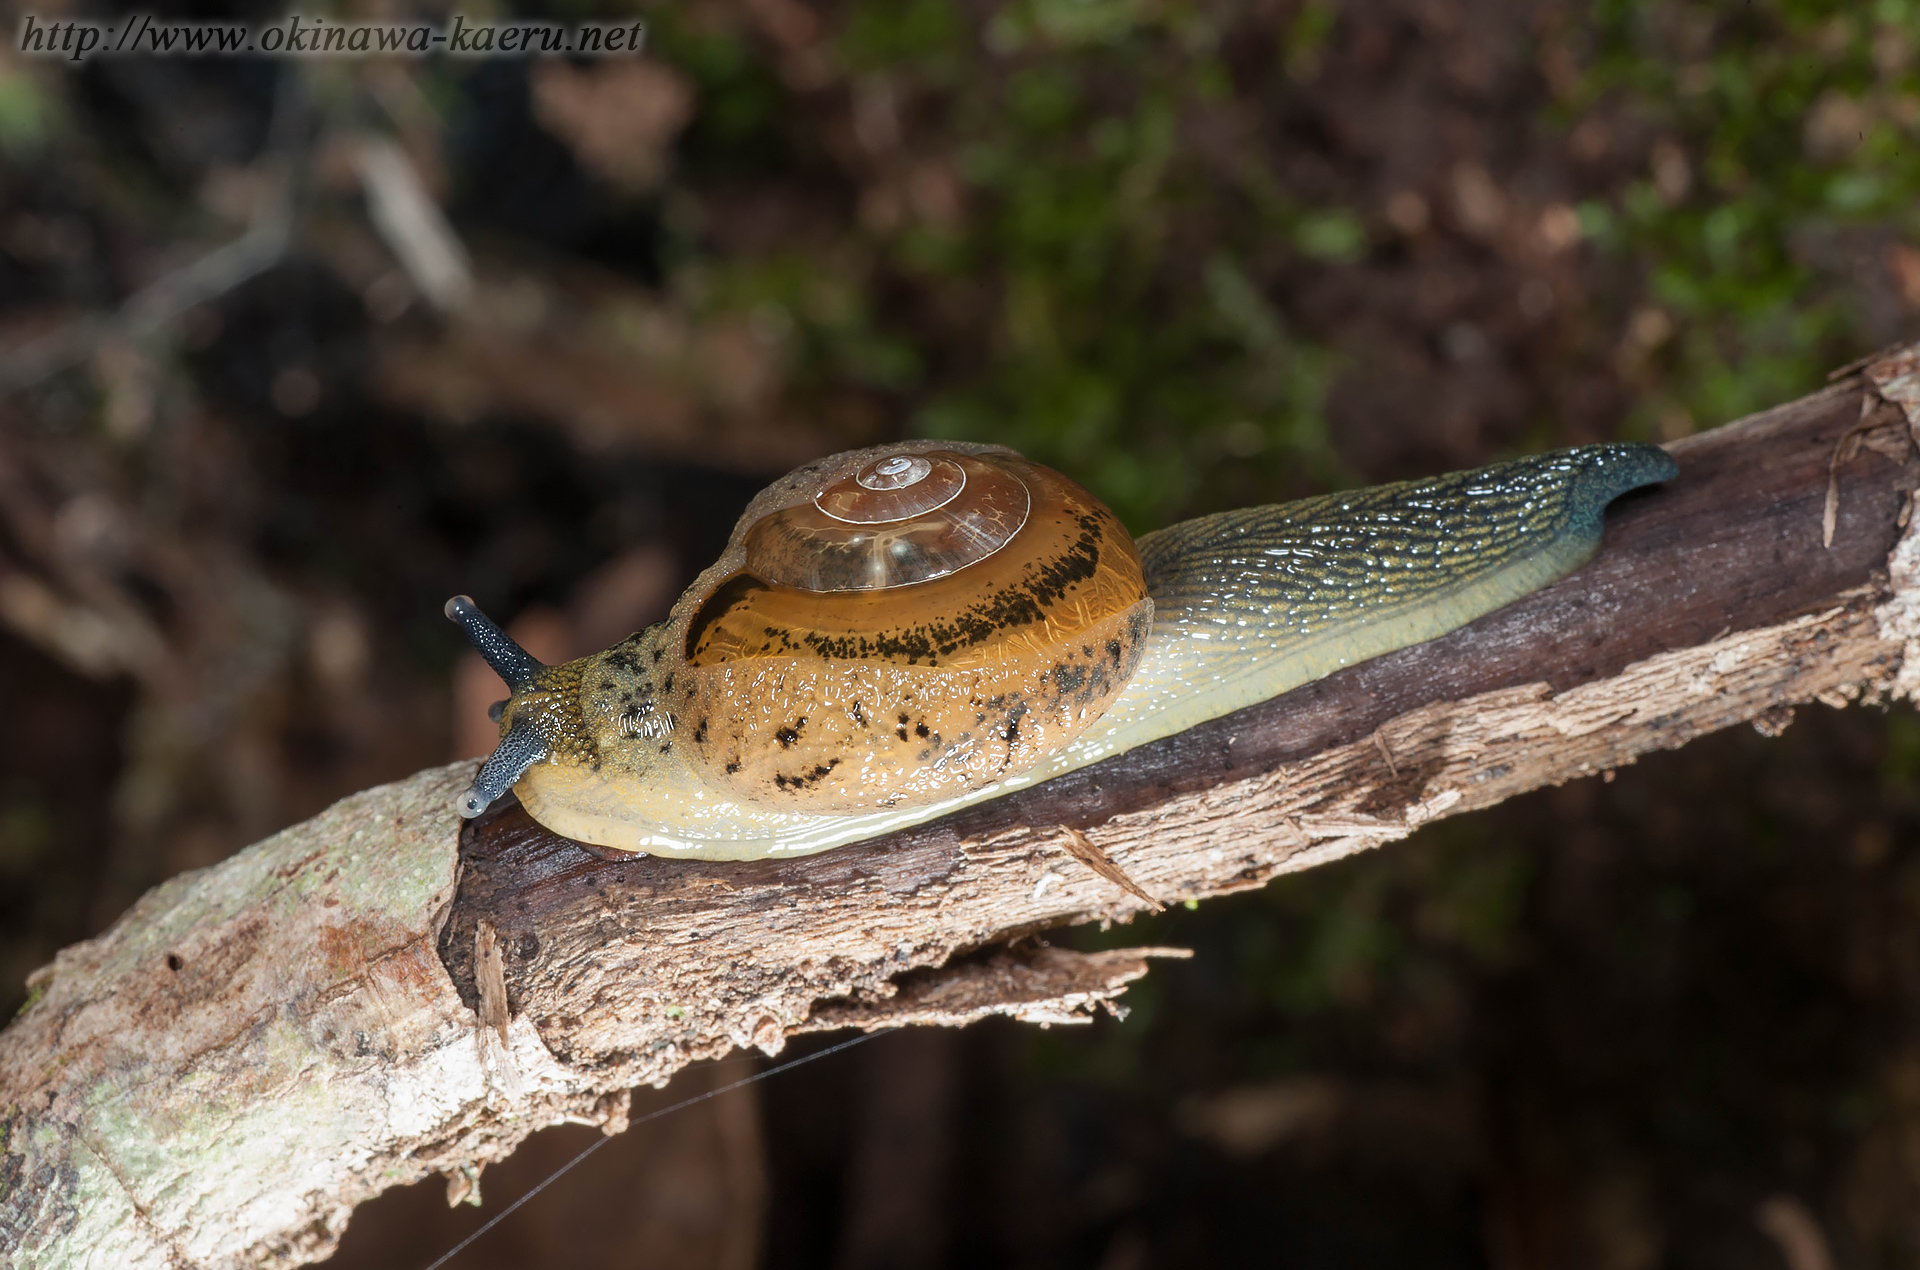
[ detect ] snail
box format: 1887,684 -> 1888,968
447,439 -> 1676,860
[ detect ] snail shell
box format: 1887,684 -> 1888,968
448,439 -> 1679,859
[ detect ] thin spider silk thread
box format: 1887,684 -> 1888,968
420,1029 -> 892,1270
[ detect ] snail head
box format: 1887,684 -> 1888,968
444,595 -> 583,819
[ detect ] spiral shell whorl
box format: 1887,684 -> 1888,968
822,454 -> 958,518
743,450 -> 1031,593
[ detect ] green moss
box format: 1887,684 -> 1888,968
1574,0 -> 1920,430
12,977 -> 46,1020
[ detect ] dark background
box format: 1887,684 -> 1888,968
3,0 -> 1920,1265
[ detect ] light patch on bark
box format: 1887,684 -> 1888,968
1871,346 -> 1920,698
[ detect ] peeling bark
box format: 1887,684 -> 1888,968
5,347 -> 1920,1268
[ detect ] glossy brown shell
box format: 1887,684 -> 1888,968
673,443 -> 1152,812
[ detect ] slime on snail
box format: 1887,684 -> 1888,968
446,440 -> 1678,861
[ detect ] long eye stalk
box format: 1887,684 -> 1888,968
444,594 -> 545,690
446,594 -> 551,817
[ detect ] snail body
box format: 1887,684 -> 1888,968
449,439 -> 1676,860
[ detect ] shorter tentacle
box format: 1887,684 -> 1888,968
458,720 -> 549,819
444,595 -> 545,690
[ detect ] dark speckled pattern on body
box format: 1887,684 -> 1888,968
1139,443 -> 1678,637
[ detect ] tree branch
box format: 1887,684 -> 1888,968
6,346 -> 1920,1268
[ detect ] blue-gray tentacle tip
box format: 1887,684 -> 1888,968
444,594 -> 546,691
458,719 -> 549,819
